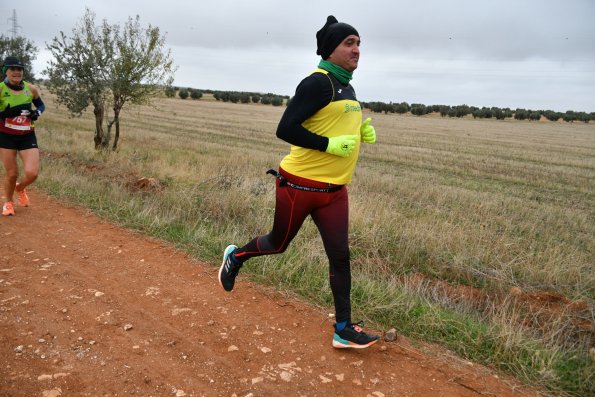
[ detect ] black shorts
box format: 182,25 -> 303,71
0,132 -> 38,151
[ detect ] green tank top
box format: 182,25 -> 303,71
0,81 -> 34,110
0,81 -> 35,134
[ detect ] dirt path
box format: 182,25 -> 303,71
0,190 -> 543,397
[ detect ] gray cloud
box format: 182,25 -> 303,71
5,0 -> 594,112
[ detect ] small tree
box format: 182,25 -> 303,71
493,108 -> 505,120
577,112 -> 590,123
165,86 -> 176,97
514,109 -> 527,120
395,102 -> 410,114
45,10 -> 113,149
229,92 -> 240,103
45,8 -> 175,151
178,88 -> 189,99
562,111 -> 576,123
544,110 -> 560,122
454,105 -> 471,117
190,89 -> 203,100
107,15 -> 175,150
271,96 -> 283,106
411,105 -> 426,116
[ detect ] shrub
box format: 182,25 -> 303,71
178,89 -> 189,100
271,96 -> 283,106
577,112 -> 591,123
165,87 -> 176,98
493,108 -> 505,120
190,89 -> 203,100
411,105 -> 426,116
439,106 -> 451,117
229,92 -> 240,104
395,102 -> 410,114
514,109 -> 527,120
454,105 -> 471,117
544,110 -> 560,122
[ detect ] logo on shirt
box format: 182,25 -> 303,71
337,89 -> 342,94
344,103 -> 361,113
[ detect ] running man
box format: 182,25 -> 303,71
218,16 -> 379,349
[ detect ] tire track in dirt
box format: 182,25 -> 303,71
0,190 -> 543,396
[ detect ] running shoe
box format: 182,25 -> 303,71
16,184 -> 29,207
332,321 -> 380,349
218,244 -> 241,291
2,201 -> 15,216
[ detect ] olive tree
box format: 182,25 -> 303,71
45,8 -> 175,151
45,10 -> 113,149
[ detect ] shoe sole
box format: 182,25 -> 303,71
332,335 -> 379,349
218,244 -> 238,291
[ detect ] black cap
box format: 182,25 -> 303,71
2,56 -> 25,75
3,56 -> 24,69
316,15 -> 359,60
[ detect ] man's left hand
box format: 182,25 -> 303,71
360,117 -> 376,144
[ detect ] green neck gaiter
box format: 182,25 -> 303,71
318,59 -> 353,86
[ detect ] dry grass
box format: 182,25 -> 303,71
33,91 -> 594,396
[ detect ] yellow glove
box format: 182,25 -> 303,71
360,117 -> 376,144
326,135 -> 357,157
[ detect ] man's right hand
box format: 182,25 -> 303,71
325,135 -> 358,157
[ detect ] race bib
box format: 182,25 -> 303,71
4,114 -> 32,131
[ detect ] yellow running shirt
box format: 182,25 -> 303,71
280,69 -> 362,185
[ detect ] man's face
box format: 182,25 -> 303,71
6,66 -> 23,83
327,35 -> 360,72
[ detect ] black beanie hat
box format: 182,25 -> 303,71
316,15 -> 359,60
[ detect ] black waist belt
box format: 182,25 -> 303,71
266,169 -> 343,193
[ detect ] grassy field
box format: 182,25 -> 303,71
33,93 -> 594,396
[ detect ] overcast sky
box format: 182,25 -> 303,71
4,0 -> 595,112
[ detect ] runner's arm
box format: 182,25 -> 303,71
276,73 -> 333,151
